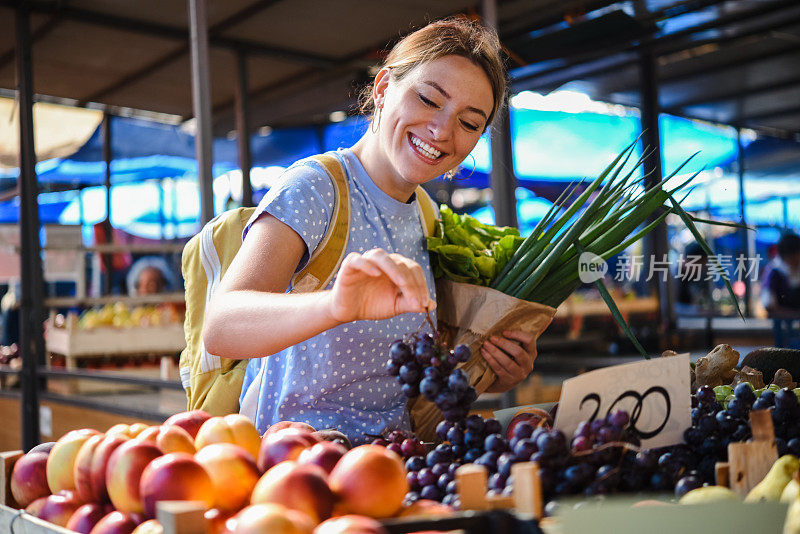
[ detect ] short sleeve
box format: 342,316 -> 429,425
243,160 -> 336,273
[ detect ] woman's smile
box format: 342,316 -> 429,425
408,133 -> 445,163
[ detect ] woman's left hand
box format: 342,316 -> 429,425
481,330 -> 537,393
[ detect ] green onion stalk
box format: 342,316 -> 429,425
427,139 -> 749,358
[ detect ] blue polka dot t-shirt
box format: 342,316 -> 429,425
238,148 -> 437,444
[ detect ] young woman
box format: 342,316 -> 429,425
203,17 -> 538,442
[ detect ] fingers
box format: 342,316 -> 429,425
340,249 -> 434,311
502,330 -> 535,348
481,339 -> 523,380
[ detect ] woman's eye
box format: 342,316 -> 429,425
418,93 -> 437,107
461,120 -> 479,132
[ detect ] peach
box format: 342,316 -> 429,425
251,461 -> 334,524
195,443 -> 260,513
131,519 -> 163,534
10,450 -> 51,507
139,452 -> 215,519
297,442 -> 347,475
134,425 -> 195,454
132,426 -> 161,443
74,433 -> 106,502
26,496 -> 48,517
265,421 -> 316,436
89,434 -> 131,503
67,503 -> 112,534
232,503 -> 315,534
397,499 -> 454,518
89,511 -> 140,534
328,445 -> 408,518
46,428 -> 102,493
313,515 -> 389,534
30,441 -> 56,454
38,491 -> 84,527
205,508 -> 236,534
164,409 -> 212,439
106,440 -> 162,514
107,423 -> 150,439
195,414 -> 261,459
156,425 -> 195,454
257,431 -> 314,473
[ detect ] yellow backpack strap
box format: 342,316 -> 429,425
415,186 -> 437,237
290,153 -> 350,293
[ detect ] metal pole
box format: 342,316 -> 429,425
15,5 -> 43,451
102,112 -> 113,295
485,0 -> 517,411
638,49 -> 673,345
235,50 -> 253,208
736,129 -> 752,317
188,0 -> 215,225
783,197 -> 789,231
484,0 -> 518,230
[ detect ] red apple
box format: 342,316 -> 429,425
46,428 -> 102,494
25,496 -> 48,518
74,433 -> 106,502
297,442 -> 347,475
10,450 -> 51,507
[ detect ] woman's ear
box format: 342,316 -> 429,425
372,67 -> 391,109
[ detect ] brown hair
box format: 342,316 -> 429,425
359,16 -> 507,129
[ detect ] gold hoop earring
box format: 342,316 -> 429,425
371,106 -> 382,134
445,153 -> 477,181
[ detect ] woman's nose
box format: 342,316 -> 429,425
427,113 -> 453,141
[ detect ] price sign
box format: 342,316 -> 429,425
554,354 -> 691,449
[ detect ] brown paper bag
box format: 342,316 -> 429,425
408,279 -> 557,441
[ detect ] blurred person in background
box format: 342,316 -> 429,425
762,232 -> 800,317
674,241 -> 712,315
126,256 -> 177,296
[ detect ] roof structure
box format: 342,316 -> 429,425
1,1 -> 797,139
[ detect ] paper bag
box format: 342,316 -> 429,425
408,279 -> 557,441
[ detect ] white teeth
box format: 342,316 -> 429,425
410,135 -> 441,159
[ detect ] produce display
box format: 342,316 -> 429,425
73,303 -> 183,330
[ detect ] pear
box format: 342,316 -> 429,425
784,497 -> 800,534
745,454 -> 800,503
783,479 -> 800,503
679,485 -> 738,505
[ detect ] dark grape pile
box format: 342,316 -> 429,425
386,333 -> 475,422
371,429 -> 427,460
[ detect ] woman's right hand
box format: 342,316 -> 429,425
328,248 -> 435,323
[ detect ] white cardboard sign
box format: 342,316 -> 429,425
554,354 -> 691,450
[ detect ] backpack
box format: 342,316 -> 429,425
179,153 -> 438,415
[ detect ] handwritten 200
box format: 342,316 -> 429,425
579,387 -> 671,439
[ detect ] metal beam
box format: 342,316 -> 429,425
636,0 -> 673,344
188,0 -> 215,225
738,104 -> 800,122
101,113 -> 114,295
736,129 -> 753,317
78,0 -> 332,106
235,50 -> 253,208
665,73 -> 800,111
512,0 -> 800,88
0,14 -> 62,71
15,5 -> 44,451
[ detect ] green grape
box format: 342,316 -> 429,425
769,384 -> 781,393
714,385 -> 733,402
753,387 -> 766,398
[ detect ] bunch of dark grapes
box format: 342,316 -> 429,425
370,429 -> 427,460
403,414 -> 507,507
386,334 -> 475,422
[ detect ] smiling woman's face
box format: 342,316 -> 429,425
374,55 -> 494,190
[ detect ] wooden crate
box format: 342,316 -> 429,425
46,322 -> 185,360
